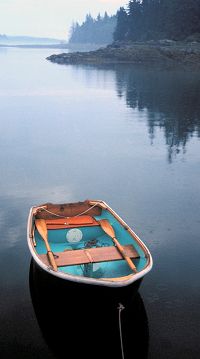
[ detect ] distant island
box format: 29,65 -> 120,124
47,0 -> 200,68
0,34 -> 65,47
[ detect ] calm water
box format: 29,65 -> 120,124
0,47 -> 200,358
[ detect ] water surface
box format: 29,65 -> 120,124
0,47 -> 200,358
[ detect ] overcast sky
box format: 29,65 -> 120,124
0,0 -> 125,40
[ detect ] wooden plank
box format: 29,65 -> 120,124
45,215 -> 99,229
38,244 -> 139,267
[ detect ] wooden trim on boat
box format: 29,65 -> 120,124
101,274 -> 134,282
38,244 -> 139,267
45,215 -> 99,229
34,201 -> 102,219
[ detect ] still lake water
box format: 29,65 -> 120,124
0,47 -> 200,358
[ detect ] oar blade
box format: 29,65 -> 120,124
99,219 -> 115,238
35,219 -> 48,241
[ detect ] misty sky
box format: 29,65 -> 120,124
0,0 -> 125,39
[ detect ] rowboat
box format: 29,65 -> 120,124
27,200 -> 153,288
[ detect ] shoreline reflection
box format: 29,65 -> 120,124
114,65 -> 200,162
72,63 -> 200,162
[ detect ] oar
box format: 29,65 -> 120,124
99,219 -> 137,272
35,219 -> 58,271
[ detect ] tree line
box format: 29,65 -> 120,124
114,0 -> 200,42
69,12 -> 116,45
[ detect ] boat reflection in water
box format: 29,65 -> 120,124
29,260 -> 149,359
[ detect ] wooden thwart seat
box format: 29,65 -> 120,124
39,245 -> 139,267
45,215 -> 99,229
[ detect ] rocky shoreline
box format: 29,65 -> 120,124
46,41 -> 200,68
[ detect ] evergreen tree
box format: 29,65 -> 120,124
69,13 -> 117,44
114,0 -> 200,42
127,0 -> 143,40
113,7 -> 129,41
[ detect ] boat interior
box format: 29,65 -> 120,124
30,201 -> 149,280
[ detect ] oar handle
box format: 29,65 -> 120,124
113,237 -> 137,272
43,237 -> 58,271
47,250 -> 58,271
